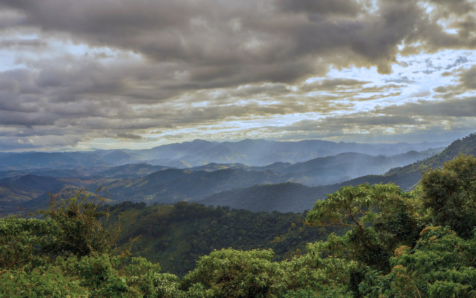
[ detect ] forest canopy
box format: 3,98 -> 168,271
1,154 -> 476,297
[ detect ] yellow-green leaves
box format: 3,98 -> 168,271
182,248 -> 282,298
306,183 -> 405,231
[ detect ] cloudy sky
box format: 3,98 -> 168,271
1,0 -> 476,151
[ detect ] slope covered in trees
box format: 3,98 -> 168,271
2,154 -> 476,297
199,183 -> 323,213
103,201 -> 337,276
102,168 -> 284,204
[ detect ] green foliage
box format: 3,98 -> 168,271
0,266 -> 87,298
420,154 -> 476,238
306,183 -> 423,272
0,189 -> 169,298
110,201 -> 332,276
360,227 -> 476,297
37,190 -> 114,257
182,248 -> 282,297
3,153 -> 476,297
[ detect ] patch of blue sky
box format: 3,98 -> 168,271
0,33 -> 43,71
0,34 -> 142,72
323,49 -> 475,107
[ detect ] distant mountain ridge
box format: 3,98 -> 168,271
95,163 -> 170,179
0,146 -> 445,215
98,149 -> 440,205
199,133 -> 476,213
335,133 -> 476,191
138,139 -> 450,167
0,139 -> 450,171
0,135 -> 470,215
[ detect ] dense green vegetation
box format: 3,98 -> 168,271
2,154 -> 476,297
103,200 -> 337,276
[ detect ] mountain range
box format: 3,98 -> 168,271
198,133 -> 476,212
0,139 -> 449,172
0,134 -> 473,215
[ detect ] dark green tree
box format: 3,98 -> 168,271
420,154 -> 476,238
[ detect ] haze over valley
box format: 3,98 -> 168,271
1,134 -> 471,215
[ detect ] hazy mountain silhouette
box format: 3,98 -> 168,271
96,163 -> 170,179
0,139 -> 450,171
0,135 -> 469,215
198,134 -> 476,212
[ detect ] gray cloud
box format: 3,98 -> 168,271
375,97 -> 476,118
117,133 -> 143,140
0,38 -> 46,48
460,66 -> 476,89
430,0 -> 475,16
302,78 -> 370,92
3,0 -> 474,84
276,0 -> 362,15
0,0 -> 475,149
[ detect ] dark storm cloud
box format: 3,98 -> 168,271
3,0 -> 474,84
230,84 -> 290,97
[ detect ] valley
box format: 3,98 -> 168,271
0,137 -> 452,215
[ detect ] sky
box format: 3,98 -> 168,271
0,0 -> 476,151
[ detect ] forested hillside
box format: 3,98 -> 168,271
0,175 -> 106,215
199,183 -> 322,212
102,168 -> 284,204
102,201 -> 338,276
95,163 -> 170,179
2,154 -> 476,297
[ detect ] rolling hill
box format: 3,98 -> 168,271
0,135 -> 468,215
95,163 -> 170,179
100,147 -> 441,205
336,133 -> 476,191
0,151 -> 110,171
103,168 -> 284,204
198,133 -> 476,213
199,183 -> 323,213
102,201 -> 335,276
0,174 -> 108,215
136,139 -> 449,167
